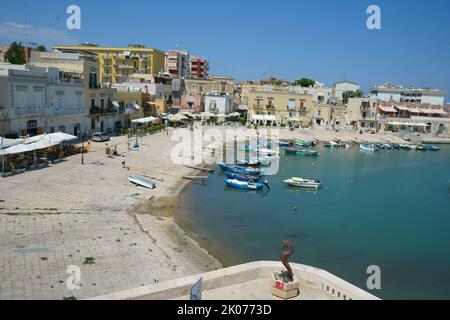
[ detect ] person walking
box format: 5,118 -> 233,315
121,155 -> 126,168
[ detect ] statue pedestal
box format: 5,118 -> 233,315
271,272 -> 300,300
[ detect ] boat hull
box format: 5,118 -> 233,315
128,176 -> 156,189
225,179 -> 264,190
226,172 -> 262,182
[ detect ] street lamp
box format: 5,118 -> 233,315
81,131 -> 85,165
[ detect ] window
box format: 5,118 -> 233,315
100,98 -> 105,110
27,120 -> 38,128
91,98 -> 96,108
58,125 -> 66,133
58,95 -> 63,110
91,119 -> 96,130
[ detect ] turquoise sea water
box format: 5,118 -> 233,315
175,145 -> 450,299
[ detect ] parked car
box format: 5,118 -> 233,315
91,132 -> 110,142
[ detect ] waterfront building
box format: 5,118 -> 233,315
53,44 -> 166,84
0,63 -> 89,137
189,56 -> 209,79
288,85 -> 334,105
185,76 -> 234,96
310,104 -> 333,127
204,93 -> 234,115
333,81 -> 361,101
246,90 -> 314,126
0,45 -> 8,62
29,51 -> 119,134
346,97 -> 381,131
377,101 -> 449,134
370,83 -> 446,105
166,50 -> 190,79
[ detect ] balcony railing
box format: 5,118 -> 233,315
89,106 -> 117,115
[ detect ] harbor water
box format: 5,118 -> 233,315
175,144 -> 450,299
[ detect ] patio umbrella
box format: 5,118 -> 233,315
168,114 -> 188,122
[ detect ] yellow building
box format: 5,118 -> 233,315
53,44 -> 166,84
245,90 -> 313,125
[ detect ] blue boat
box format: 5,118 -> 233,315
218,163 -> 262,176
226,172 -> 262,182
423,145 -> 440,151
278,141 -> 293,148
225,179 -> 269,191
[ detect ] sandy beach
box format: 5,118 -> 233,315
0,125 -> 447,300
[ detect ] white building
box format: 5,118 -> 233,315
0,63 -> 89,137
370,83 -> 446,105
288,86 -> 334,105
205,93 -> 234,115
333,81 -> 361,100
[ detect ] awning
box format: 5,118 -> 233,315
112,100 -> 120,108
251,115 -> 277,122
387,121 -> 427,127
409,108 -> 422,113
28,132 -> 78,144
419,108 -> 448,115
1,137 -> 25,149
0,140 -> 58,156
378,105 -> 398,113
131,117 -> 158,124
394,105 -> 409,111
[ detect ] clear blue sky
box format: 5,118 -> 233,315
0,0 -> 449,101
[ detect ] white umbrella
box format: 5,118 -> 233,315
131,116 -> 157,124
1,137 -> 25,149
168,114 -> 188,122
28,132 -> 78,144
226,112 -> 241,117
0,140 -> 58,156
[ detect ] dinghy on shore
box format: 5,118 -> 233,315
128,176 -> 156,189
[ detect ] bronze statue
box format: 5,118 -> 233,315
280,240 -> 294,282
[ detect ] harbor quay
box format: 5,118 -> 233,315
0,126 -> 404,300
3,123 -> 446,300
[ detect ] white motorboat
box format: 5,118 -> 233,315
284,177 -> 322,189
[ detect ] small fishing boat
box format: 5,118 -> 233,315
225,179 -> 269,190
329,140 -> 339,147
380,144 -> 394,150
400,144 -> 413,150
392,144 -> 400,150
218,163 -> 262,175
235,159 -> 262,166
128,176 -> 156,189
278,141 -> 293,148
360,144 -> 377,152
423,145 -> 440,151
257,148 -> 280,156
263,154 -> 280,160
296,140 -> 311,147
226,171 -> 262,182
296,149 -> 320,157
284,177 -> 321,189
283,147 -> 301,154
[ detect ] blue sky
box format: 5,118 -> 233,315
0,0 -> 449,101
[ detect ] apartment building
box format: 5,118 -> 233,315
370,83 -> 446,105
29,50 -> 118,134
166,50 -> 190,79
346,97 -> 381,131
246,90 -> 314,125
333,81 -> 361,101
190,56 -> 209,79
53,44 -> 166,84
0,63 -> 89,137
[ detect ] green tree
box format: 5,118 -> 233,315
342,89 -> 364,103
36,45 -> 47,52
4,42 -> 26,64
292,78 -> 316,88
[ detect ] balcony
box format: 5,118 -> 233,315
89,106 -> 117,115
266,104 -> 275,110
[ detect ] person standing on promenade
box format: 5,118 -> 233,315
122,154 -> 126,168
